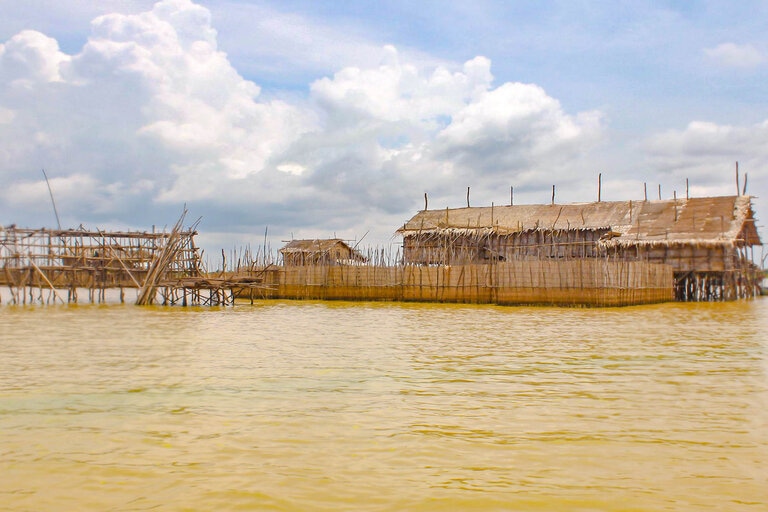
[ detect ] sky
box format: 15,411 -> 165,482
1,0 -> 767,261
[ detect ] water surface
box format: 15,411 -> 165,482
1,300 -> 767,511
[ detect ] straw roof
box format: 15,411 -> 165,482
280,238 -> 352,253
279,238 -> 366,259
397,195 -> 761,247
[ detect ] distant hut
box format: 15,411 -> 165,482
397,196 -> 762,300
279,239 -> 366,266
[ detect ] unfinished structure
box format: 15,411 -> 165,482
397,195 -> 763,301
0,218 -> 262,306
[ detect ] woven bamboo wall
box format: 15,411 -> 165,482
267,259 -> 673,306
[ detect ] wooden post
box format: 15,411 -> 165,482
644,182 -> 648,201
686,178 -> 689,200
551,185 -> 556,205
735,161 -> 740,196
743,172 -> 748,195
673,191 -> 678,221
424,192 -> 428,211
598,173 -> 602,202
467,187 -> 470,208
510,186 -> 513,206
658,184 -> 661,200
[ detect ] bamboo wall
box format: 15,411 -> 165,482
248,259 -> 674,307
401,231 -> 762,302
402,230 -> 607,265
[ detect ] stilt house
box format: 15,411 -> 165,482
279,239 -> 366,266
397,195 -> 762,300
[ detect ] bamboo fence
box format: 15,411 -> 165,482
234,257 -> 674,307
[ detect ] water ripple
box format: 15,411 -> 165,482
1,300 -> 767,510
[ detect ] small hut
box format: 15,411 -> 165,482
397,195 -> 762,300
279,239 -> 366,266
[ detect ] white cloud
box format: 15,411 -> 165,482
310,50 -> 492,127
4,173 -> 97,203
277,163 -> 306,176
642,120 -> 768,201
645,120 -> 768,165
0,0 -> 605,249
434,82 -> 603,182
705,42 -> 765,68
279,49 -> 605,215
0,30 -> 70,86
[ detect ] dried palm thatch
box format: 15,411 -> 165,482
398,196 -> 759,246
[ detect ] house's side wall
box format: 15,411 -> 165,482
609,243 -> 762,300
400,228 -> 761,302
494,230 -> 608,260
614,244 -> 758,273
402,229 -> 610,265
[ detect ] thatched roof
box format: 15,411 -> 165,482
397,195 -> 761,247
279,238 -> 365,258
280,238 -> 350,253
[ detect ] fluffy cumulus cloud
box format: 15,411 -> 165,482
0,30 -> 70,84
435,81 -> 602,179
0,0 -> 604,248
0,0 -> 312,224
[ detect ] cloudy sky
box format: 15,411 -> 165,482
1,0 -> 767,257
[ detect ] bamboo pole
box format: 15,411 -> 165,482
29,254 -> 64,304
598,173 -> 602,202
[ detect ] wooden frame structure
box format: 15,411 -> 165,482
0,220 -> 277,306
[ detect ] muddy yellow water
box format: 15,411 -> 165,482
1,300 -> 767,511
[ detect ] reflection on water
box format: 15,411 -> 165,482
1,300 -> 767,511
